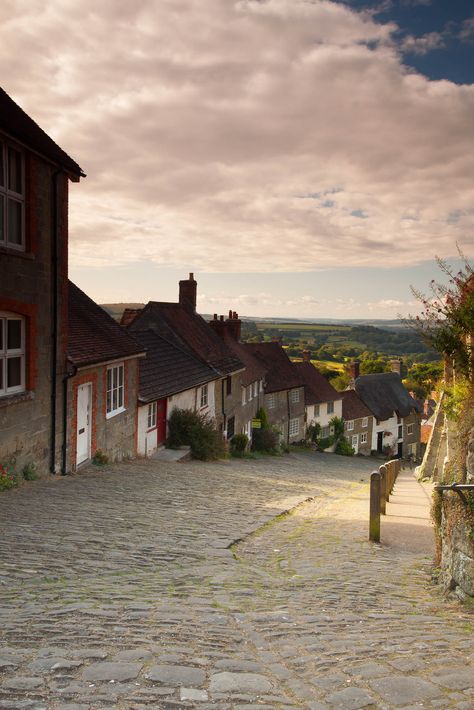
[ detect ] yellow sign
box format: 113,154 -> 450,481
252,419 -> 261,429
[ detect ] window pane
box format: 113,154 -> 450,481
8,147 -> 22,194
7,319 -> 22,350
7,199 -> 22,245
112,388 -> 117,411
107,368 -> 112,392
7,356 -> 21,387
106,390 -> 111,412
0,318 -> 3,352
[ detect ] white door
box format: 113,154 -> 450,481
352,434 -> 359,454
76,383 -> 92,465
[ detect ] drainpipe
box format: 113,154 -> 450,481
61,363 -> 77,474
287,390 -> 291,444
50,169 -> 62,474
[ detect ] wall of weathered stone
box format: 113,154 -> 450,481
439,426 -> 474,601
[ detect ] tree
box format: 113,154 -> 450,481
409,249 -> 474,380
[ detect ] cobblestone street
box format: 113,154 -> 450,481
0,453 -> 472,710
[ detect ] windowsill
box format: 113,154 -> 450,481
0,245 -> 34,260
106,406 -> 126,419
0,390 -> 34,408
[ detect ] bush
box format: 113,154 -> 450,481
230,433 -> 249,457
167,408 -> 225,461
306,422 -> 321,444
255,407 -> 269,429
22,463 -> 38,481
0,463 -> 18,491
335,438 -> 354,456
92,450 -> 109,466
251,427 -> 279,453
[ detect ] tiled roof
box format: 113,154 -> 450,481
221,335 -> 266,387
244,342 -> 304,393
341,389 -> 372,421
120,308 -> 143,326
129,302 -> 243,376
68,281 -> 145,367
132,330 -> 218,402
355,372 -> 422,421
0,88 -> 84,179
294,361 -> 342,405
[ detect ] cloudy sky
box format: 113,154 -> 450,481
2,0 -> 474,318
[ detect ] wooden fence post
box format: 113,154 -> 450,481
379,464 -> 387,515
369,471 -> 381,542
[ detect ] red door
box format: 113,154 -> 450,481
157,398 -> 167,445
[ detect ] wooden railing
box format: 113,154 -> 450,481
369,458 -> 402,542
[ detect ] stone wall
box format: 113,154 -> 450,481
0,152 -> 69,478
439,426 -> 474,601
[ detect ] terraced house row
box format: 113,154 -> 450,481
0,88 -> 422,476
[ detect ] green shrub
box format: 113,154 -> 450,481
306,422 -> 321,444
251,427 -> 279,453
92,450 -> 109,466
255,407 -> 269,429
167,408 -> 225,461
22,463 -> 38,481
0,463 -> 18,491
335,438 -> 354,456
230,433 -> 249,457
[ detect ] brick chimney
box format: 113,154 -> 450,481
179,272 -> 197,312
391,358 -> 403,376
302,349 -> 311,362
209,314 -> 226,339
349,360 -> 360,380
225,310 -> 241,341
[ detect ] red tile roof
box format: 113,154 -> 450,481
294,361 -> 342,405
0,88 -> 84,180
341,389 -> 372,421
221,335 -> 266,387
244,342 -> 304,393
128,302 -> 243,376
132,330 -> 218,402
68,281 -> 145,367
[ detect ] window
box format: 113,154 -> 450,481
289,418 -> 299,437
200,383 -> 208,408
0,314 -> 25,396
248,384 -> 253,401
362,417 -> 368,428
398,424 -> 403,439
291,389 -> 300,403
259,380 -> 263,392
242,387 -> 246,405
314,404 -> 320,417
227,415 -> 235,439
346,420 -> 354,431
360,432 -> 368,444
253,381 -> 258,397
406,423 -> 413,436
226,375 -> 232,396
327,401 -> 334,414
321,426 -> 330,437
147,402 -> 157,429
268,393 -> 276,409
0,143 -> 24,250
106,363 -> 124,417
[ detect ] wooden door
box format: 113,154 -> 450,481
76,383 -> 92,465
156,398 -> 167,445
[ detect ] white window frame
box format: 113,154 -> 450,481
321,426 -> 330,437
352,434 -> 358,448
259,380 -> 263,392
200,383 -> 208,408
291,389 -> 300,403
0,142 -> 25,251
248,384 -> 253,401
289,418 -> 299,437
314,404 -> 320,417
0,313 -> 25,396
253,381 -> 258,397
327,401 -> 334,414
362,417 -> 368,428
406,423 -> 414,436
268,392 -> 276,409
242,386 -> 246,405
360,432 -> 368,444
346,420 -> 354,431
106,363 -> 125,418
147,401 -> 157,429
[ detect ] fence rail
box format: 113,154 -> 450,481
369,458 -> 402,542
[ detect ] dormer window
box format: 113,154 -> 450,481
0,142 -> 24,250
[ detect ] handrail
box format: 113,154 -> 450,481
434,483 -> 474,505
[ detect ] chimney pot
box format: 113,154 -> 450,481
302,349 -> 311,362
179,273 -> 197,312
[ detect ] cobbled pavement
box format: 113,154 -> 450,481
0,452 -> 472,710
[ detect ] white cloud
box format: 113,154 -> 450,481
2,0 -> 473,277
